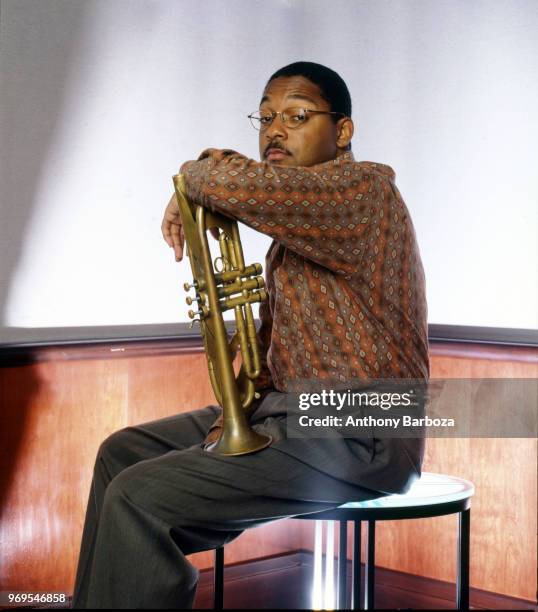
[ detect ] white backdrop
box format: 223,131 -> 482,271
1,0 -> 537,344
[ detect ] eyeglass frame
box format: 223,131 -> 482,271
247,107 -> 346,131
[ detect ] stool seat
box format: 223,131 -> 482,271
342,471 -> 475,508
297,471 -> 475,522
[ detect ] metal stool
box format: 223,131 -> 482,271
298,472 -> 475,610
213,472 -> 474,610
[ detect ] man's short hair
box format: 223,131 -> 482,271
266,61 -> 352,121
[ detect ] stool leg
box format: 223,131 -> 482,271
313,520 -> 324,609
365,520 -> 376,610
352,520 -> 361,610
214,546 -> 224,609
457,509 -> 470,610
338,520 -> 348,609
325,520 -> 336,609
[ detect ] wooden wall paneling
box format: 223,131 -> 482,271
219,518 -> 303,566
0,350 -> 304,595
427,345 -> 537,600
126,353 -> 216,424
295,345 -> 537,602
429,346 -> 538,377
1,341 -> 536,601
372,437 -> 537,601
296,442 -> 536,602
1,359 -> 129,592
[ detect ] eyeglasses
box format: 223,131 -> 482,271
248,107 -> 345,131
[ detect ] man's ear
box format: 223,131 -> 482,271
336,117 -> 354,149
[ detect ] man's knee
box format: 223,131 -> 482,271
98,427 -> 131,456
93,427 -> 138,479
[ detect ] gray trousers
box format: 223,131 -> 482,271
72,393 -> 423,609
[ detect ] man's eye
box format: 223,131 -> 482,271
260,115 -> 273,124
290,112 -> 307,123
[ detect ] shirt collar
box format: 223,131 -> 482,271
340,150 -> 355,162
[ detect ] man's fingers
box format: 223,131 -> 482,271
161,222 -> 174,248
161,209 -> 179,247
162,218 -> 182,258
162,192 -> 186,260
170,223 -> 184,261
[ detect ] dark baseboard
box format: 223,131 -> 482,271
193,550 -> 538,610
4,550 -> 537,609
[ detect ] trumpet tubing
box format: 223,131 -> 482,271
172,173 -> 272,456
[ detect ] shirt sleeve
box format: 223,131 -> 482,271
179,148 -> 397,277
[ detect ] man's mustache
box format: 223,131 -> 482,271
264,142 -> 291,157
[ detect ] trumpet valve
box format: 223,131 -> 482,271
188,307 -> 207,319
184,280 -> 203,292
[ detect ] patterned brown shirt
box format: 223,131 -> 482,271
180,149 -> 429,392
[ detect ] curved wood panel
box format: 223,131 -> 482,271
297,344 -> 537,601
0,340 -> 536,602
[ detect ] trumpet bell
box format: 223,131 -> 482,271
205,423 -> 272,456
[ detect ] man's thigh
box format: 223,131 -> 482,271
132,405 -> 220,450
95,405 -> 220,484
107,405 -> 219,456
108,436 -> 382,539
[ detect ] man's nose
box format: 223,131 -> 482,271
264,116 -> 287,141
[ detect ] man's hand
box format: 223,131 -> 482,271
161,191 -> 219,261
161,192 -> 185,262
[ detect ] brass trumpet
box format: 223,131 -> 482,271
172,174 -> 272,456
